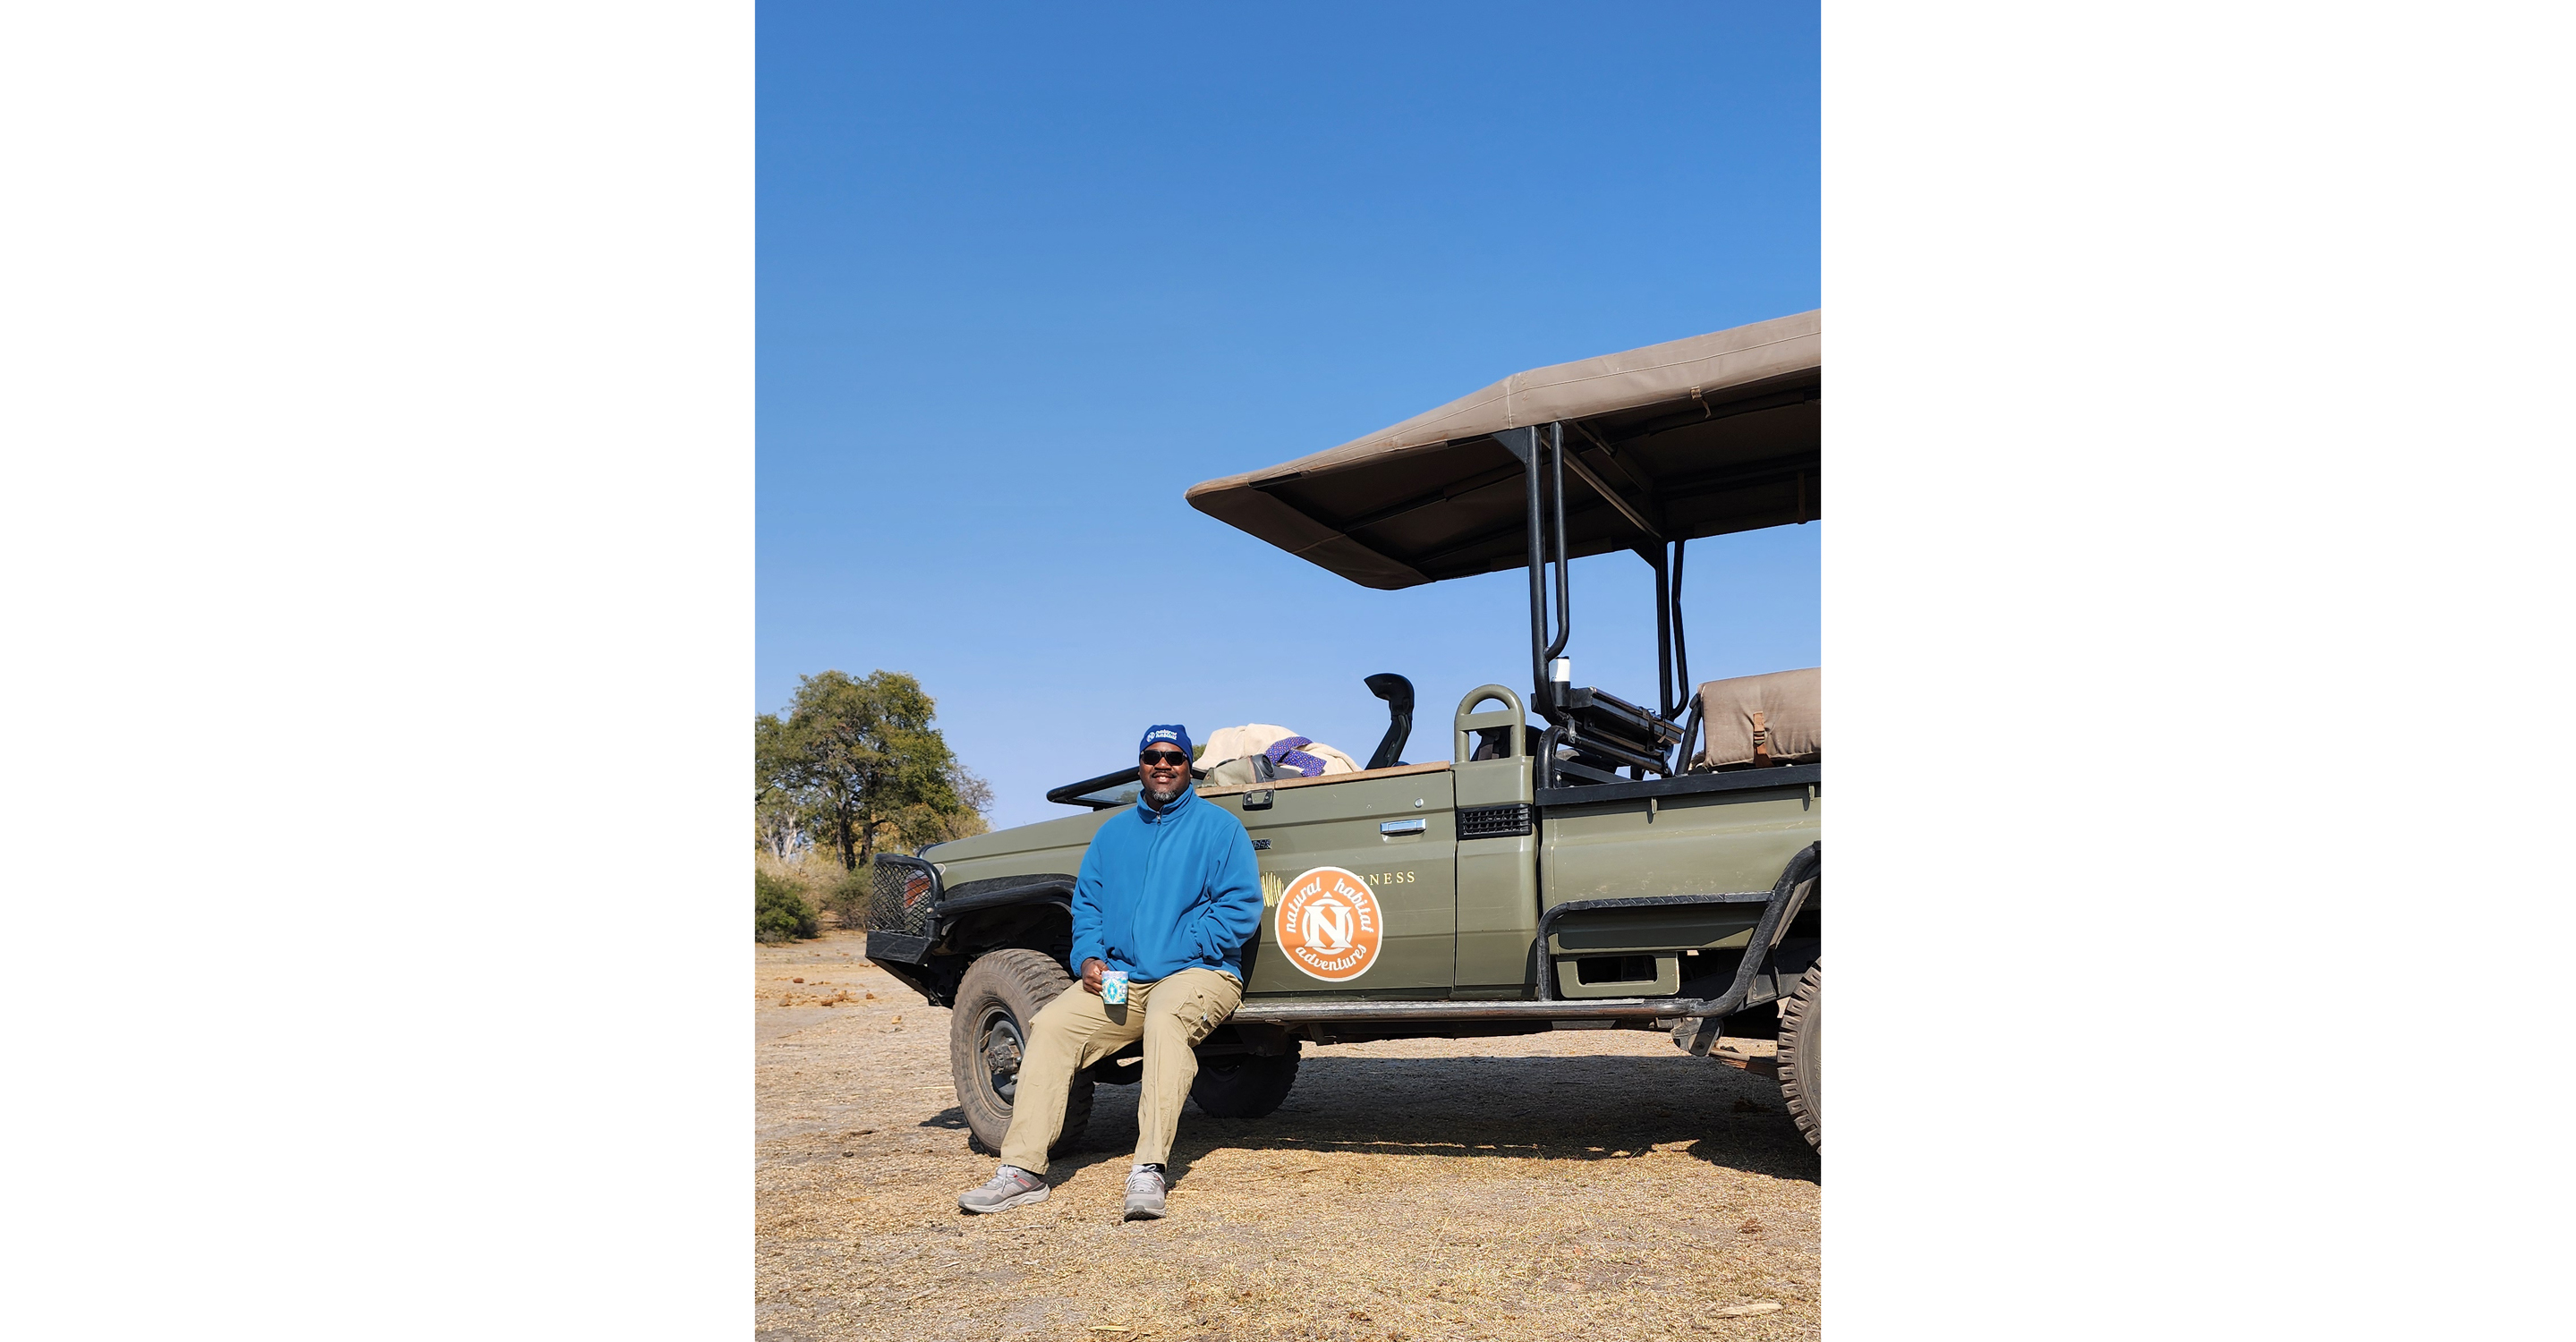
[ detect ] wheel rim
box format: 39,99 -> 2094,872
975,1006 -> 1026,1106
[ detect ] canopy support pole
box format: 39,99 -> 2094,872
1501,423 -> 1573,755
1644,543 -> 1674,719
1562,446 -> 1661,540
1544,422 -> 1571,677
1505,421 -> 1702,786
1671,537 -> 1691,735
1500,426 -> 1545,714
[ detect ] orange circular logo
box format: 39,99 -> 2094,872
1273,866 -> 1384,982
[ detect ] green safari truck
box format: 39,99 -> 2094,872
865,311 -> 1825,1151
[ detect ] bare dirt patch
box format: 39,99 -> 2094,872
758,932 -> 1819,1341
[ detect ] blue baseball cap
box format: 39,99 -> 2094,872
1138,724 -> 1193,758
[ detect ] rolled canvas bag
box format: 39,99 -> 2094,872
1695,667 -> 1821,770
1199,724 -> 1362,785
1198,724 -> 1296,770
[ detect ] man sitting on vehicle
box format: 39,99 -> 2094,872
956,724 -> 1262,1220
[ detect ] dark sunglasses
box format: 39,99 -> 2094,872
1139,749 -> 1191,767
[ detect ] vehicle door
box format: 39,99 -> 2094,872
1203,763 -> 1457,997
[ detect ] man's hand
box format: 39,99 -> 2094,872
1080,958 -> 1106,996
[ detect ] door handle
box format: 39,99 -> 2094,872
1380,819 -> 1427,836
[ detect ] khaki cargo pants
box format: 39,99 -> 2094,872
998,966 -> 1244,1174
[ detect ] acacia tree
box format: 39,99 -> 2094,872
883,764 -> 993,851
755,670 -> 982,871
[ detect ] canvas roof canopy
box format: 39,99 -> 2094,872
1186,310 -> 1820,590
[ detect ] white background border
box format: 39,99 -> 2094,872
5,2 -> 2568,1336
4,3 -> 751,1336
1825,4 -> 2569,1335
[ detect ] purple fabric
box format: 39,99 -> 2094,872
1263,736 -> 1328,777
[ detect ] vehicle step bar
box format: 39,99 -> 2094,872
1231,997 -> 1721,1024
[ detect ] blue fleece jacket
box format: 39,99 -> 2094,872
1068,786 -> 1262,981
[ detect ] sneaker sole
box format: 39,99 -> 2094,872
960,1186 -> 1050,1215
1122,1202 -> 1166,1221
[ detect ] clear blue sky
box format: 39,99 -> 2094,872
760,2 -> 1820,830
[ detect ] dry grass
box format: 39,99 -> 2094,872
758,931 -> 1820,1342
758,849 -> 852,894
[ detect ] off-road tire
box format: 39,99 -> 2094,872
948,949 -> 1093,1158
1777,962 -> 1822,1151
1187,1045 -> 1301,1118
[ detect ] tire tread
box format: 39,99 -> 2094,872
948,948 -> 1093,1157
1777,962 -> 1822,1152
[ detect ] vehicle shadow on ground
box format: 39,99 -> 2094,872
920,1052 -> 1819,1188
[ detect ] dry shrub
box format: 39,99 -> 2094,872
760,848 -> 867,929
755,870 -> 818,943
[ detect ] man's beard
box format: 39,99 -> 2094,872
1143,778 -> 1187,806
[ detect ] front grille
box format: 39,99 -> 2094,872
869,856 -> 939,937
1458,803 -> 1534,839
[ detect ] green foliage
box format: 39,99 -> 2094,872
755,870 -> 819,943
820,866 -> 872,928
755,668 -> 991,870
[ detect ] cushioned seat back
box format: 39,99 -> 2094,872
1696,667 -> 1820,769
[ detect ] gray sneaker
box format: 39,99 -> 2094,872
1122,1167 -> 1167,1220
958,1165 -> 1049,1215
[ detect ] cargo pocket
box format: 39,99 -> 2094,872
1184,991 -> 1220,1046
1181,975 -> 1240,1046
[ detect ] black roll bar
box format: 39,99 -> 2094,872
1671,537 -> 1689,710
1650,543 -> 1673,720
1510,426 -> 1549,709
1504,418 -> 1703,788
1545,421 -> 1570,670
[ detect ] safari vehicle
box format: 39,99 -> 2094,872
866,311 -> 1825,1150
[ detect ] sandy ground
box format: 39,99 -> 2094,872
758,931 -> 1820,1341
